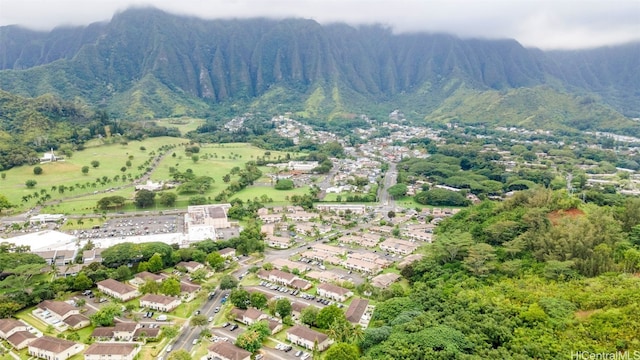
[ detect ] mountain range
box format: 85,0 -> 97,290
0,7 -> 639,133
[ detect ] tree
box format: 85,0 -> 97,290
0,173 -> 5,180
112,265 -> 132,281
139,278 -> 160,294
433,230 -> 473,264
206,252 -> 225,272
81,165 -> 90,175
235,320 -> 270,353
25,179 -> 37,188
222,174 -> 231,183
162,325 -> 179,339
147,253 -> 164,273
33,166 -> 43,175
190,268 -> 208,283
275,179 -> 294,190
0,194 -> 14,214
0,301 -> 22,318
300,306 -> 319,326
191,155 -> 199,163
190,314 -> 208,327
220,275 -> 239,290
90,303 -> 122,326
167,349 -> 192,360
72,272 -> 93,291
120,166 -> 127,173
161,277 -> 181,296
135,189 -> 156,208
230,288 -> 250,309
250,292 -> 268,309
463,243 -> 496,276
275,298 -> 292,319
316,305 -> 345,329
159,192 -> 177,207
387,184 -> 408,197
328,317 -> 353,342
91,160 -> 100,168
324,342 -> 359,360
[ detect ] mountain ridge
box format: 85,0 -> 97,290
0,7 -> 638,121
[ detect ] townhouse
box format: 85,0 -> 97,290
266,235 -> 292,249
28,336 -> 84,360
0,319 -> 36,350
175,261 -> 205,273
371,273 -> 401,289
286,325 -> 332,351
180,280 -> 202,302
208,341 -> 251,360
130,271 -> 165,287
379,238 -> 419,255
139,294 -> 181,312
316,283 -> 353,302
37,300 -> 90,330
97,279 -> 139,302
84,343 -> 140,360
345,298 -> 370,324
311,243 -> 346,256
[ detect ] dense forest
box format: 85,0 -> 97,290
360,189 -> 640,359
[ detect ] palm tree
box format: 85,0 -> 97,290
350,324 -> 365,344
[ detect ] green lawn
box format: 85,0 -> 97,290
150,118 -> 206,135
231,185 -> 310,203
1,136 -> 186,212
1,139 -> 308,215
150,142 -> 294,185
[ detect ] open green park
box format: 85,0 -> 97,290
0,135 -> 315,217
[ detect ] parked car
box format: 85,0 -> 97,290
229,324 -> 238,331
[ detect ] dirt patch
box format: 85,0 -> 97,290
574,309 -> 597,320
548,208 -> 585,225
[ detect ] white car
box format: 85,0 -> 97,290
192,339 -> 198,345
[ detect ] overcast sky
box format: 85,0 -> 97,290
0,0 -> 638,50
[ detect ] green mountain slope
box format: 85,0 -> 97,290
0,7 -> 638,125
423,85 -> 638,134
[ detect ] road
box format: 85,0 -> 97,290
170,254 -> 256,354
316,164 -> 340,200
377,162 -> 398,213
168,287 -> 227,355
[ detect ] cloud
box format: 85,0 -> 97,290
0,0 -> 638,49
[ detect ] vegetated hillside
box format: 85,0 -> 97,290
363,190 -> 640,359
423,85 -> 639,135
0,7 -> 639,124
0,90 -> 93,170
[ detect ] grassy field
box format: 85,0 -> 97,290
1,137 -> 186,211
148,117 -> 206,135
151,142 -> 294,184
231,185 -> 310,203
0,138 -> 310,216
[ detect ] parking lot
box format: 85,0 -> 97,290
73,215 -> 183,239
